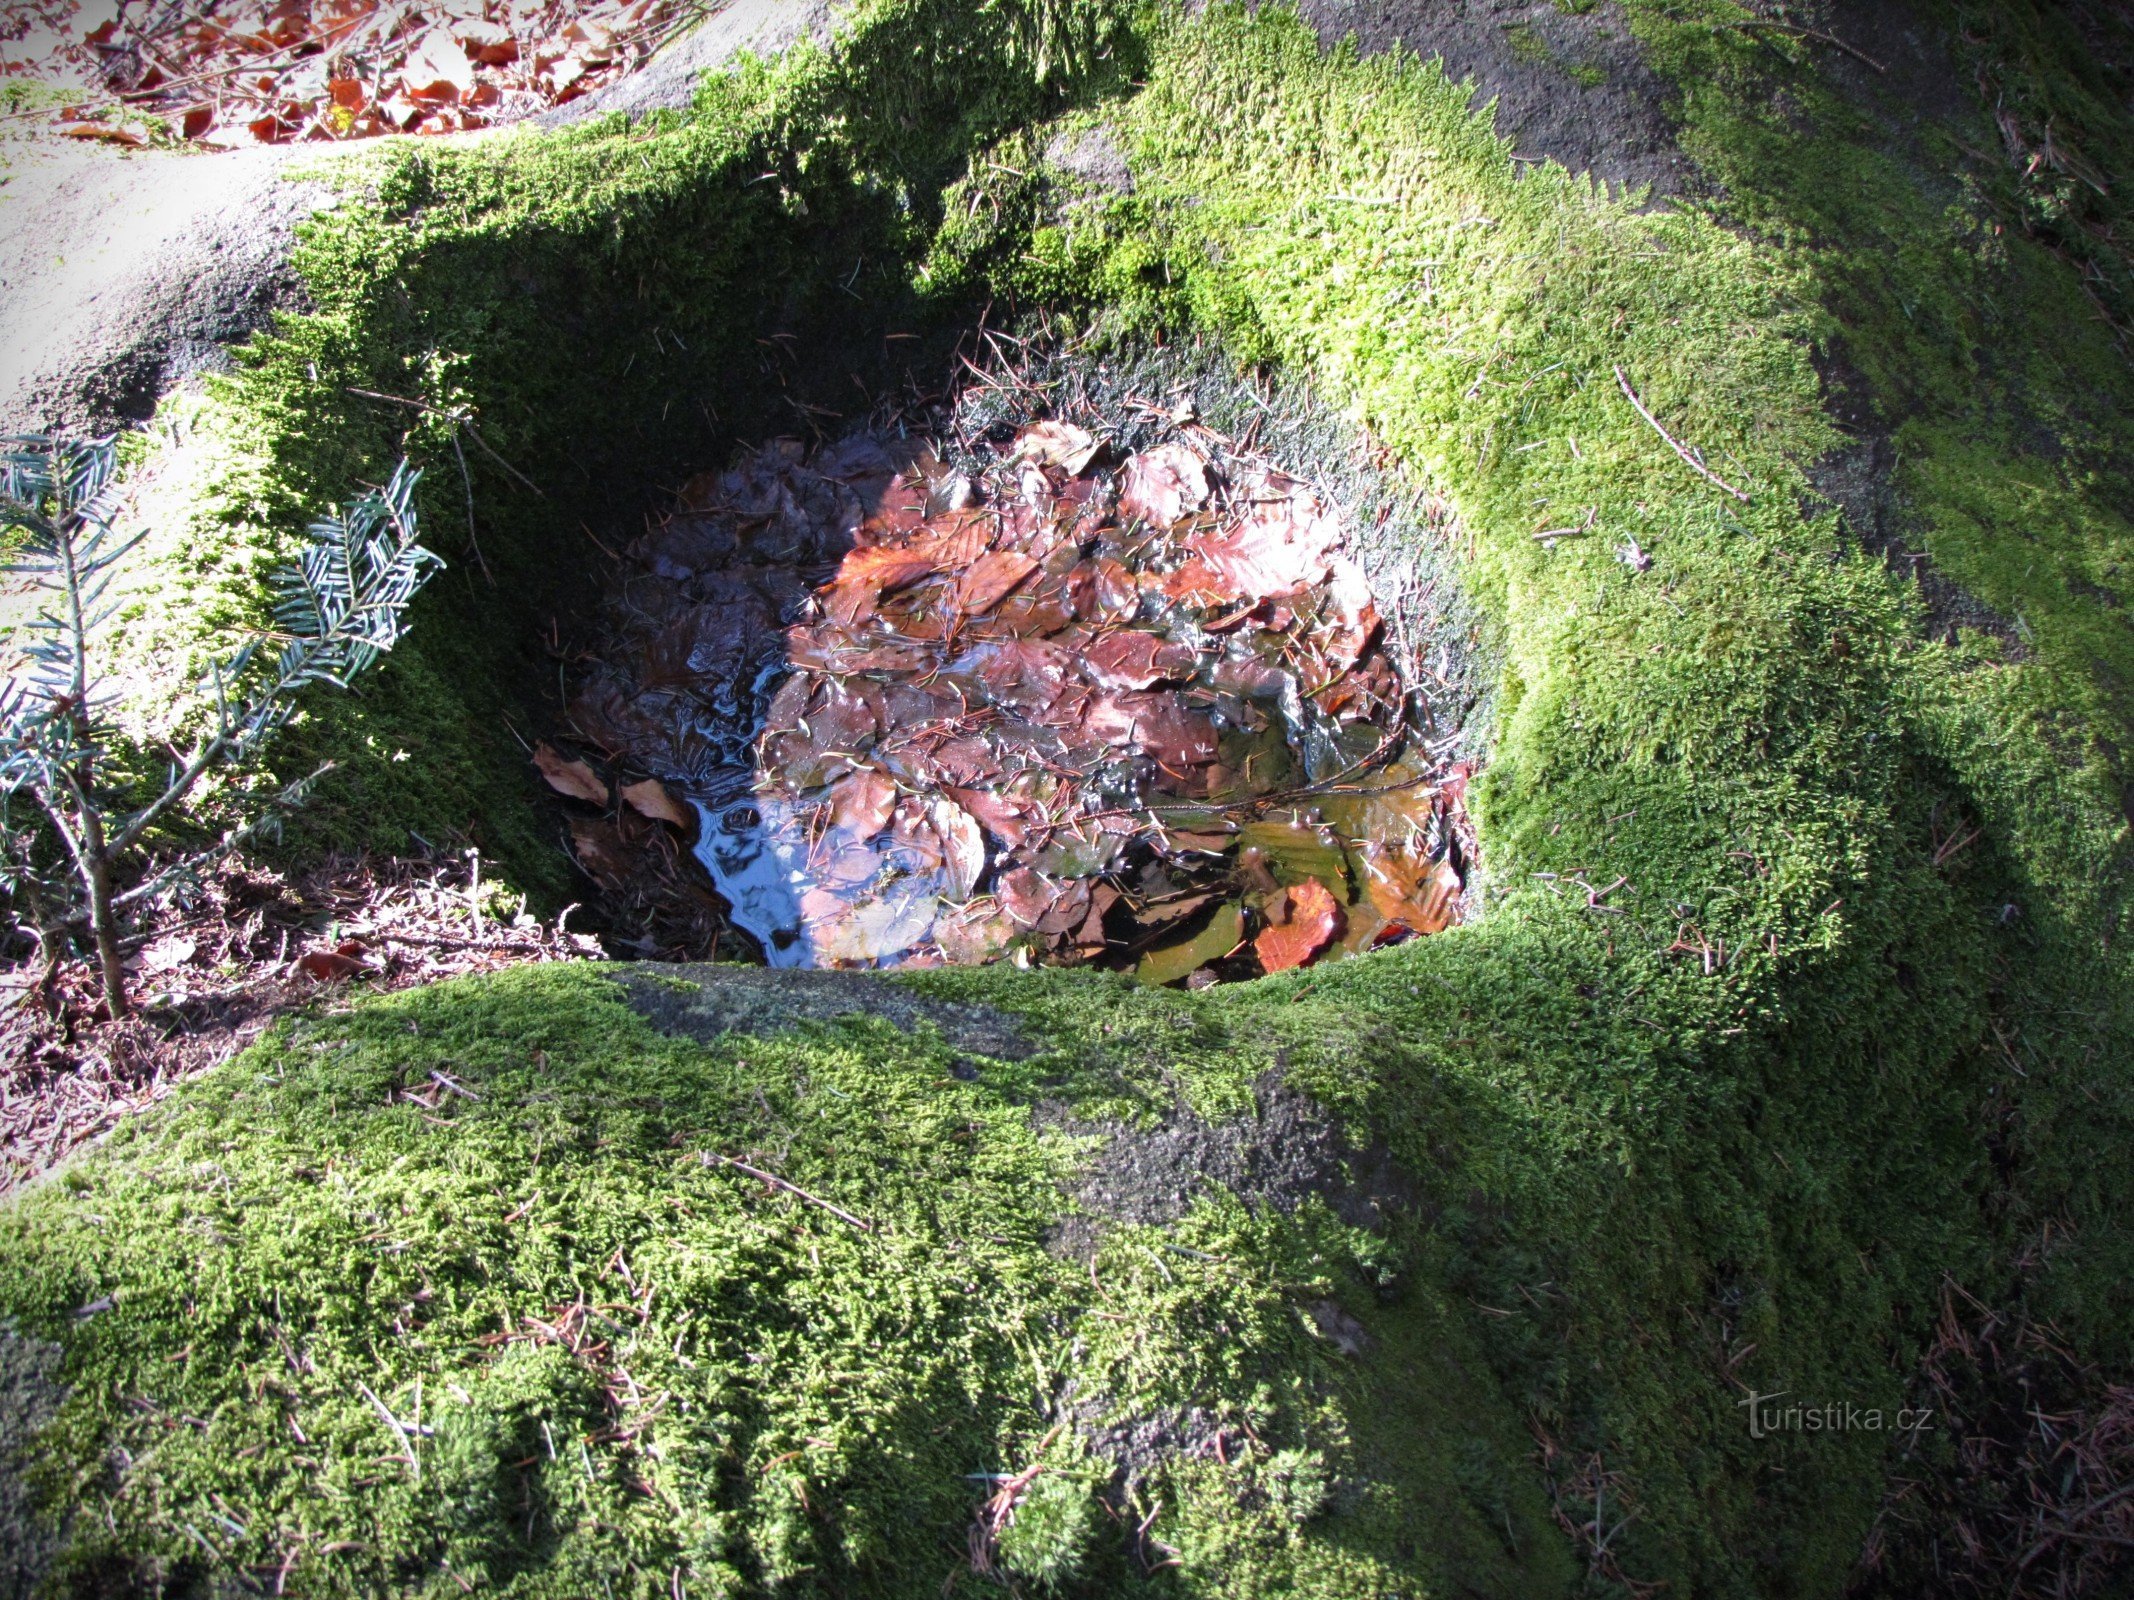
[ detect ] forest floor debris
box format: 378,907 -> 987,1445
552,354 -> 1477,982
0,849 -> 598,1192
0,0 -> 711,147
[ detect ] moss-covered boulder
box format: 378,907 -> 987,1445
3,1 -> 2131,1594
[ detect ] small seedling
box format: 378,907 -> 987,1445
0,436 -> 442,1017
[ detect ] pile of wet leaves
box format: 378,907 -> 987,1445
547,389 -> 1473,983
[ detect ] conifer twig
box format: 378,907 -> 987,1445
1614,367 -> 1752,503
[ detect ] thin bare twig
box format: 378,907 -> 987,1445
1716,19 -> 1887,75
1614,366 -> 1752,503
702,1152 -> 873,1233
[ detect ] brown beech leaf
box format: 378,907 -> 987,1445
1186,482 -> 1340,602
568,816 -> 634,881
61,121 -> 146,147
1035,876 -> 1094,937
1161,556 -> 1242,608
958,549 -> 1039,614
1413,858 -> 1462,934
1119,696 -> 1220,768
996,867 -> 1056,928
815,887 -> 939,965
932,797 -> 987,898
620,777 -> 693,831
1014,420 -> 1101,475
827,546 -> 941,625
534,743 -> 607,805
1082,631 -> 1199,691
828,767 -> 898,840
1254,880 -> 1345,973
936,899 -> 1015,963
946,785 -> 1030,848
1118,443 -> 1211,527
296,949 -> 373,981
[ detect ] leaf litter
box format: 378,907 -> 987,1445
553,364 -> 1476,984
1,0 -> 706,146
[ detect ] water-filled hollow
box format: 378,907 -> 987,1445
544,340 -> 1488,984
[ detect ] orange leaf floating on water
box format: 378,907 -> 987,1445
827,767 -> 898,839
1014,420 -> 1102,475
958,550 -> 1039,614
1359,845 -> 1461,935
620,777 -> 694,831
1254,880 -> 1345,973
534,743 -> 607,805
1118,443 -> 1211,528
1081,630 -> 1199,691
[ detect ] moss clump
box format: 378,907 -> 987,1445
0,963 -> 1569,1596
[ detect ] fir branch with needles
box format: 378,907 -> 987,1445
0,438 -> 442,1017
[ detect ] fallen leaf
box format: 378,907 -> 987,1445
827,546 -> 941,625
1186,480 -> 1340,601
936,899 -> 1015,963
297,950 -> 373,981
1413,857 -> 1462,934
815,887 -> 939,964
403,26 -> 475,100
1014,420 -> 1102,475
932,798 -> 987,898
1238,821 -> 1352,894
958,549 -> 1039,614
60,121 -> 145,146
534,743 -> 607,805
568,816 -> 633,881
1118,444 -> 1210,527
619,777 -> 693,831
1082,630 -> 1198,691
1254,880 -> 1344,973
997,867 -> 1058,928
1131,890 -> 1218,930
827,767 -> 898,839
946,785 -> 1032,848
1135,903 -> 1245,986
1161,556 -> 1241,607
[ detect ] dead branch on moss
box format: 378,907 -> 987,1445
1614,366 -> 1752,504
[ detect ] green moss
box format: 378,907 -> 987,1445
0,964 -> 1570,1596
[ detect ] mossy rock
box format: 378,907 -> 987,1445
3,1 -> 2132,1595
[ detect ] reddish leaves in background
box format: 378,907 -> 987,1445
2,0 -> 698,147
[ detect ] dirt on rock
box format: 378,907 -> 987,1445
0,1328 -> 62,1600
1045,1069 -> 1421,1261
615,960 -> 1038,1060
1290,0 -> 1694,198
